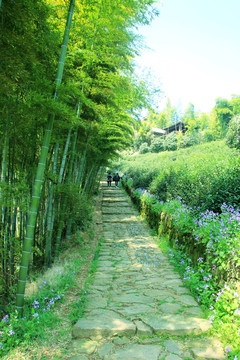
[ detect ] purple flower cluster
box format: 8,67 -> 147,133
2,315 -> 9,323
135,188 -> 147,196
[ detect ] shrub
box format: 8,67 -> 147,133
139,142 -> 150,154
164,132 -> 177,151
150,137 -> 165,153
182,134 -> 199,148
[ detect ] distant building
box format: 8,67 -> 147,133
151,121 -> 187,136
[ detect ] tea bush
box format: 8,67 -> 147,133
119,140 -> 240,213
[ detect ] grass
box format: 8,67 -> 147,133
1,231 -> 102,359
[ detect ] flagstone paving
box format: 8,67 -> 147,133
69,183 -> 224,359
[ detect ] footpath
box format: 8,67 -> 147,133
69,182 -> 224,360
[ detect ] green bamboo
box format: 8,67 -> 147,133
58,129 -> 72,184
76,138 -> 89,187
16,0 -> 75,315
1,136 -> 8,293
83,165 -> 95,194
45,144 -> 59,268
86,165 -> 100,197
55,130 -> 78,253
1,136 -> 8,224
10,206 -> 18,279
65,130 -> 78,240
65,217 -> 73,241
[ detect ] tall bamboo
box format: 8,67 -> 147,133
58,129 -> 72,184
64,130 -> 78,240
55,130 -> 78,254
1,136 -> 8,293
45,144 -> 59,268
16,0 -> 75,315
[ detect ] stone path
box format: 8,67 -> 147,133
70,183 -> 224,360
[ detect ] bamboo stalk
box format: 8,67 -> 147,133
64,130 -> 78,241
55,130 -> 78,254
45,144 -> 59,268
10,207 -> 18,281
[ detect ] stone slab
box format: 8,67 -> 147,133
159,302 -> 182,314
143,289 -> 175,301
84,296 -> 108,311
97,343 -> 114,357
134,320 -> 153,336
179,295 -> 198,306
111,303 -> 154,316
72,309 -> 136,339
164,340 -> 183,355
104,344 -> 162,360
110,293 -> 154,305
165,355 -> 182,360
189,339 -> 225,359
71,340 -> 98,354
140,314 -> 210,335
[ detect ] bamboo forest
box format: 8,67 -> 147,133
1,0 -> 155,306
1,0 -> 240,359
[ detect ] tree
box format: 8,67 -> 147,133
226,115 -> 240,149
213,97 -> 233,136
229,95 -> 240,115
182,103 -> 196,132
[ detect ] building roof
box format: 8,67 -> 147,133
163,121 -> 187,133
151,127 -> 166,135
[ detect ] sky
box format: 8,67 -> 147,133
135,0 -> 240,114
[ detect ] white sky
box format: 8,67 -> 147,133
135,0 -> 240,114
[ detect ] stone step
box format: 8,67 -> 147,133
102,214 -> 138,223
102,197 -> 127,202
103,190 -> 125,198
102,201 -> 130,206
102,209 -> 135,215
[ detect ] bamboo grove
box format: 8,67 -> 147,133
0,0 -> 158,314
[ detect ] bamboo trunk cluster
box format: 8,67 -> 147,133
15,0 -> 76,315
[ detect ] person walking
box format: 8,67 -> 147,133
113,173 -> 120,186
107,172 -> 112,187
